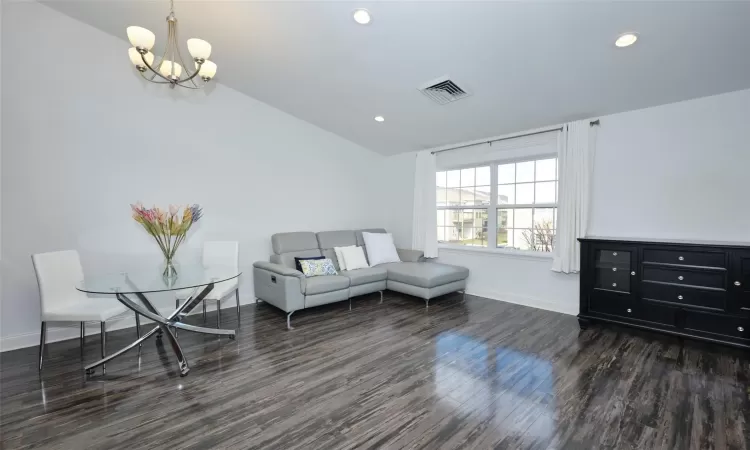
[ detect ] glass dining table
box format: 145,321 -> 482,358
76,265 -> 241,377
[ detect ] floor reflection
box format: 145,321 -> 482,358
435,332 -> 557,441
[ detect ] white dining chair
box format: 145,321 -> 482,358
176,241 -> 240,327
32,250 -> 139,372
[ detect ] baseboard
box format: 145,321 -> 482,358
468,289 -> 579,316
0,300 -> 254,353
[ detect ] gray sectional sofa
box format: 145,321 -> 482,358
253,228 -> 469,329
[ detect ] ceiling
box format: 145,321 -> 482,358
44,1 -> 750,156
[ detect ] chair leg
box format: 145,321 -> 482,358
203,301 -> 207,322
235,289 -> 241,324
38,322 -> 47,371
80,321 -> 85,352
217,303 -> 221,328
135,313 -> 141,355
100,322 -> 107,374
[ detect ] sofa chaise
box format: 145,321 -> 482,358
253,228 -> 469,329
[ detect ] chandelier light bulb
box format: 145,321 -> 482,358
128,47 -> 154,68
127,26 -> 155,50
159,61 -> 183,79
187,38 -> 212,61
196,60 -> 217,80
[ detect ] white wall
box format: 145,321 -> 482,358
0,3 -> 385,350
589,88 -> 750,241
385,88 -> 750,316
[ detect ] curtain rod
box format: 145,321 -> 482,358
431,119 -> 600,155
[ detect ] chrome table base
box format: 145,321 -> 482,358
84,282 -> 235,378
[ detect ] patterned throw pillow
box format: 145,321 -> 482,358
299,258 -> 338,277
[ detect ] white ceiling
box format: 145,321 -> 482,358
44,1 -> 750,156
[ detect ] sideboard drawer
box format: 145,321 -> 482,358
684,311 -> 750,340
641,282 -> 725,311
643,248 -> 726,269
589,295 -> 638,319
642,266 -> 725,289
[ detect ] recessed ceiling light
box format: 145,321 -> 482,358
374,116 -> 385,122
353,9 -> 371,25
615,33 -> 638,48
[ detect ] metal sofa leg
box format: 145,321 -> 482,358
39,322 -> 47,371
425,299 -> 430,308
217,303 -> 221,328
236,289 -> 241,324
100,321 -> 107,375
287,311 -> 295,330
379,290 -> 384,304
203,301 -> 207,321
349,299 -> 352,311
135,313 -> 141,355
80,321 -> 85,353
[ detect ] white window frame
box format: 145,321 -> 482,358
437,154 -> 558,257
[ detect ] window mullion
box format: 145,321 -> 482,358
488,163 -> 498,248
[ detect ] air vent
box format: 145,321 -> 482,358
418,76 -> 471,105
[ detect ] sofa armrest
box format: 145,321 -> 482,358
397,248 -> 425,262
253,261 -> 304,278
253,262 -> 306,312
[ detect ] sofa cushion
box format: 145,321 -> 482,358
340,267 -> 387,286
294,255 -> 324,272
272,232 -> 319,254
355,228 -> 387,248
304,275 -> 350,295
271,249 -> 322,270
381,262 -> 469,289
317,230 -> 357,250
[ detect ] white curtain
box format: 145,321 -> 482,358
552,120 -> 597,273
412,150 -> 439,258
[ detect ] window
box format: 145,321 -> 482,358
437,157 -> 558,252
436,166 -> 490,246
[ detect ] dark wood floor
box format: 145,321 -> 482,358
1,292 -> 748,449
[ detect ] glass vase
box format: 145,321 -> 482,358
163,256 -> 178,279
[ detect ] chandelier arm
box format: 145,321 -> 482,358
168,16 -> 179,81
170,14 -> 200,88
139,70 -> 171,84
176,61 -> 204,86
140,53 -> 174,83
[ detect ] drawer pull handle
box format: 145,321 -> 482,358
739,327 -> 745,332
678,295 -> 684,300
678,276 -> 684,281
626,308 -> 632,313
612,283 -> 617,287
678,256 -> 684,261
631,271 -> 635,276
735,281 -> 742,286
613,252 -> 618,256
612,268 -> 617,272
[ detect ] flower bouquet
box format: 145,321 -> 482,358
130,202 -> 203,278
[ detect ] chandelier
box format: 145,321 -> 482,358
126,0 -> 216,89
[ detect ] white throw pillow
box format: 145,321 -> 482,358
362,232 -> 401,266
333,245 -> 355,271
341,246 -> 369,271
